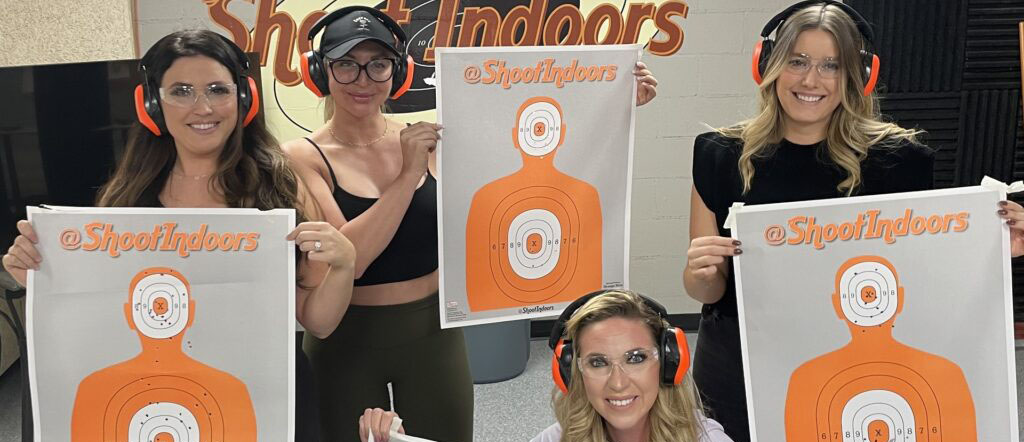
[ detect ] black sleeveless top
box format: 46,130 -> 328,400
305,138 -> 439,286
692,131 -> 935,318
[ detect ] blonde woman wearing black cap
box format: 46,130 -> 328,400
284,7 -> 473,441
283,6 -> 659,441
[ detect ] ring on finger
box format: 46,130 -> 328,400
314,240 -> 322,251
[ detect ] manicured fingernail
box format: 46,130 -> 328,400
732,240 -> 742,246
999,200 -> 1009,206
1009,220 -> 1017,226
734,248 -> 743,255
998,209 -> 1008,215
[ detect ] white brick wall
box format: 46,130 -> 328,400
0,0 -> 134,67
633,0 -> 798,314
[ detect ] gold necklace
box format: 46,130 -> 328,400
328,116 -> 389,147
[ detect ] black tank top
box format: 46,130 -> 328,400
305,138 -> 439,286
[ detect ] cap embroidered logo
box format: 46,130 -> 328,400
354,16 -> 370,31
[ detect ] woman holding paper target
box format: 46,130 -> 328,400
681,1 -> 1024,441
284,5 -> 660,441
1,29 -> 354,441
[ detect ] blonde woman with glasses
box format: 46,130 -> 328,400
534,290 -> 730,442
681,2 -> 1024,441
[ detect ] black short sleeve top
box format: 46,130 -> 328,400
691,131 -> 935,316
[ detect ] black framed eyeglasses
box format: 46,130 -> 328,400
329,59 -> 396,84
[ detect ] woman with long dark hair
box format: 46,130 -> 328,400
2,29 -> 354,441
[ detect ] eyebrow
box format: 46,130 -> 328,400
789,52 -> 838,60
582,347 -> 649,358
167,81 -> 231,88
338,55 -> 397,61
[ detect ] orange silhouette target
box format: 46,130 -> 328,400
70,267 -> 257,442
784,256 -> 976,441
465,97 -> 602,311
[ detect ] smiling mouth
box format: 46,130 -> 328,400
794,93 -> 825,103
607,396 -> 637,407
188,122 -> 219,130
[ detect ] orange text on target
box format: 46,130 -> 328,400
768,209 -> 970,250
205,0 -> 689,86
466,58 -> 617,88
75,223 -> 260,258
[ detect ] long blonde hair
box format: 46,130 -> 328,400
552,290 -> 706,442
720,3 -> 920,195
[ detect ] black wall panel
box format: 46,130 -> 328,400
851,0 -> 1024,321
847,0 -> 966,92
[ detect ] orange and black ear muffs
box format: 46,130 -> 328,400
551,337 -> 574,394
134,33 -> 260,136
548,290 -> 690,394
752,0 -> 879,96
134,63 -> 165,136
217,33 -> 260,128
301,49 -> 330,98
302,6 -> 415,100
660,325 -> 689,386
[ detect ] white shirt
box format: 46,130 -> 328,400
529,416 -> 733,442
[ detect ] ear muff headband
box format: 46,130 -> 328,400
759,0 -> 873,42
752,0 -> 879,96
548,290 -> 690,394
135,33 -> 260,136
301,6 -> 415,99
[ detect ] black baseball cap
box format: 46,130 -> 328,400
320,9 -> 401,60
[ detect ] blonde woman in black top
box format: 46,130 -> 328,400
682,2 -> 1024,441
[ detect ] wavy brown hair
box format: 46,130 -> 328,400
552,290 -> 707,442
719,3 -> 920,195
97,29 -> 304,217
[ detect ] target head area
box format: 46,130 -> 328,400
514,97 -> 564,157
835,257 -> 900,327
129,268 -> 192,339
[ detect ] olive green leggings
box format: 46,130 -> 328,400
303,294 -> 474,442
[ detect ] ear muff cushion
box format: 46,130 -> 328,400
752,40 -> 765,85
661,327 -> 689,386
390,54 -> 415,99
862,52 -> 880,96
753,39 -> 774,85
242,76 -> 260,126
134,84 -> 162,136
552,339 -> 572,394
301,51 -> 328,97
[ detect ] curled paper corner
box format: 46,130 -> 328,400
722,202 -> 746,230
981,176 -> 1024,194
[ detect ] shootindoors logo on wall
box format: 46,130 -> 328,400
134,0 -> 688,141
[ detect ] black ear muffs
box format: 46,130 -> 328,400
751,0 -> 879,96
301,6 -> 415,100
548,290 -> 691,394
135,33 -> 260,136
